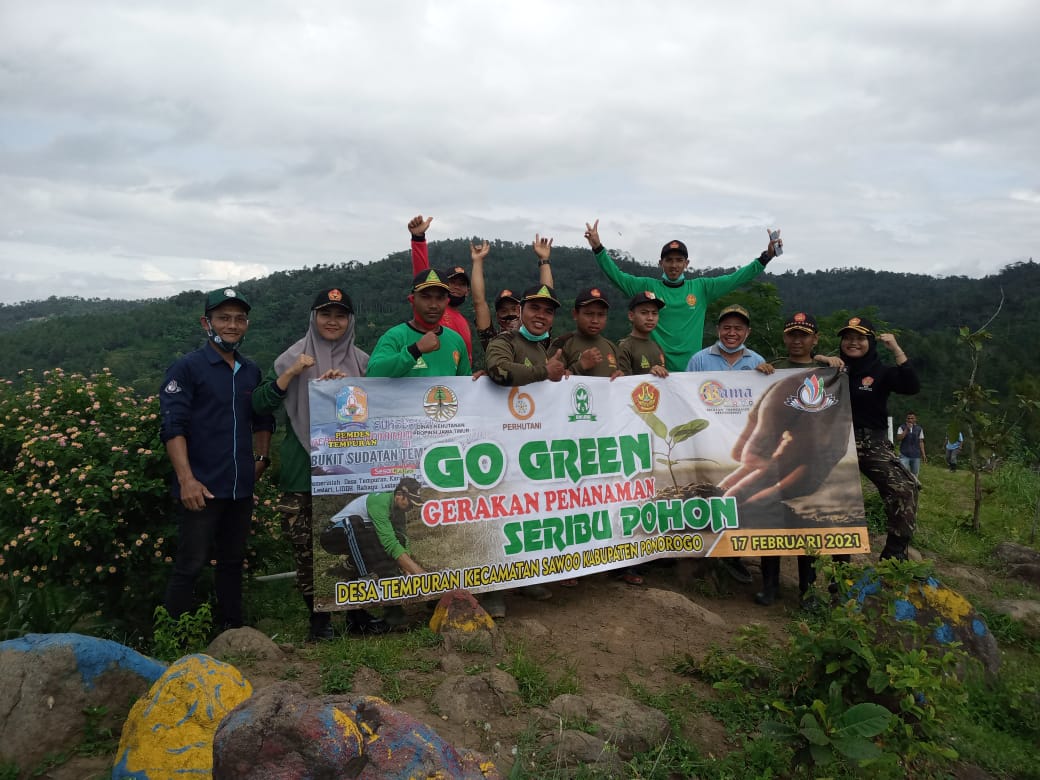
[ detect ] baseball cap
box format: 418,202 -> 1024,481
412,268 -> 450,293
494,289 -> 521,309
783,312 -> 818,334
628,291 -> 666,311
574,287 -> 610,308
520,284 -> 561,308
837,316 -> 876,336
660,239 -> 689,259
311,288 -> 354,313
717,304 -> 751,325
396,477 -> 423,506
204,288 -> 251,314
442,266 -> 470,284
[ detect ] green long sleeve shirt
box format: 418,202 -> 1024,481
593,248 -> 766,371
366,322 -> 471,378
252,367 -> 313,493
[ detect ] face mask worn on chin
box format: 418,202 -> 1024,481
206,321 -> 242,352
716,339 -> 745,354
448,293 -> 466,308
519,324 -> 549,342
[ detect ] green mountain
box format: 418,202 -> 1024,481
1,243 -> 1037,454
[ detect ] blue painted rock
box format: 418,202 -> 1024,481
213,682 -> 501,779
846,570 -> 1000,676
0,633 -> 165,771
112,653 -> 253,779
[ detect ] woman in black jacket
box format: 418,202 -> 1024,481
839,316 -> 920,561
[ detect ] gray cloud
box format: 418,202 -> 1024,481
0,1 -> 1037,304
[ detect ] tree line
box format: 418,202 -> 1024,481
1,245 -> 1037,460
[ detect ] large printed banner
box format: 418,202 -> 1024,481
308,369 -> 867,609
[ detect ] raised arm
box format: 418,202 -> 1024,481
534,234 -> 555,287
470,240 -> 492,331
584,219 -> 641,296
409,214 -> 434,274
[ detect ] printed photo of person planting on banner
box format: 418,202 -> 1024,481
307,369 -> 868,613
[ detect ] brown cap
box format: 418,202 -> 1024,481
717,304 -> 750,325
574,287 -> 610,308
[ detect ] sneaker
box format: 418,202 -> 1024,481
479,591 -> 506,619
721,558 -> 753,584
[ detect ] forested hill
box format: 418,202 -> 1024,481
0,243 -> 1037,452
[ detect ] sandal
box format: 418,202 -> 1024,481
619,571 -> 644,586
559,578 -> 579,588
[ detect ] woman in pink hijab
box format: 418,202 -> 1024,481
253,288 -> 383,639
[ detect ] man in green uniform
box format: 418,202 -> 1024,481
550,287 -> 623,378
485,284 -> 568,386
367,269 -> 472,378
583,219 -> 781,371
617,291 -> 669,377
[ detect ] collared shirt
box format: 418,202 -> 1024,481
160,343 -> 274,500
685,343 -> 765,372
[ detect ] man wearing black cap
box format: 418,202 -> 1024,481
408,214 -> 475,361
470,234 -> 556,352
617,292 -> 669,377
159,287 -> 275,630
485,284 -> 569,386
550,287 -> 623,378
321,477 -> 426,580
584,219 -> 780,371
366,269 -> 472,378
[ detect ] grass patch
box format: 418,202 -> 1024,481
316,625 -> 442,702
498,639 -> 580,707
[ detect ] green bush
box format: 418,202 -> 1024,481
0,368 -> 286,641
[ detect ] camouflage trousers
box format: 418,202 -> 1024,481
275,492 -> 315,597
855,431 -> 919,539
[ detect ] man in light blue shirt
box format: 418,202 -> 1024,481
685,304 -> 771,373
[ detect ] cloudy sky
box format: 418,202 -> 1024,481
1,1 -> 1037,304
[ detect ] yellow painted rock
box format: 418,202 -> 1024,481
112,653 -> 252,778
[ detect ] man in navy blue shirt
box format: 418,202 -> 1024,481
160,288 -> 275,630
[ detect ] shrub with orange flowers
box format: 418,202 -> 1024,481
0,368 -> 286,638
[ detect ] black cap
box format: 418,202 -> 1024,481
628,291 -> 665,311
717,304 -> 751,325
520,284 -> 561,308
783,312 -> 817,334
574,287 -> 610,308
396,477 -> 423,506
660,239 -> 689,259
494,289 -> 521,309
837,316 -> 876,337
442,266 -> 470,284
204,287 -> 251,314
311,288 -> 354,313
412,268 -> 450,293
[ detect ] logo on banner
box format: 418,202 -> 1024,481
699,380 -> 754,414
336,386 -> 368,423
508,386 -> 535,420
630,382 -> 661,413
568,384 -> 596,422
784,374 -> 839,413
423,385 -> 458,421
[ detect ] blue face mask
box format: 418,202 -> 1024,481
716,339 -> 744,354
205,319 -> 242,352
519,324 -> 549,342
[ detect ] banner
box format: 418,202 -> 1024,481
308,368 -> 867,609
